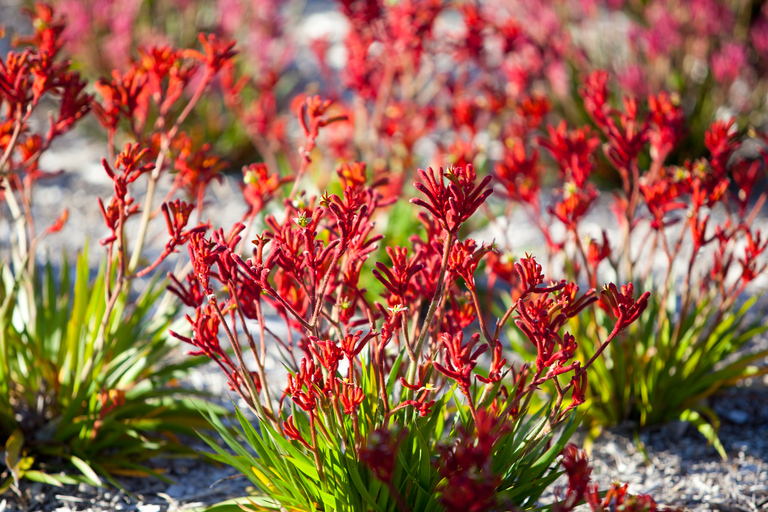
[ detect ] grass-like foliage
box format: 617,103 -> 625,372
1,5 -> 233,492
198,405 -> 579,512
0,251 -> 213,492
573,291 -> 768,457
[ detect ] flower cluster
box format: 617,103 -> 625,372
167,85 -> 651,508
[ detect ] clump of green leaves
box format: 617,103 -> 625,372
0,251 -> 214,492
571,288 -> 768,457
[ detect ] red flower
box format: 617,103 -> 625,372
495,139 -> 540,205
433,332 -> 487,397
283,415 -> 311,449
540,121 -> 600,188
550,182 -> 598,230
185,33 -> 237,74
411,164 -> 493,234
600,283 -> 650,331
373,246 -> 424,305
555,444 -> 592,512
340,383 -> 365,414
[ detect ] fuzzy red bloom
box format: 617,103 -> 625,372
340,383 -> 365,414
433,332 -> 487,396
309,337 -> 344,374
587,231 -> 611,271
437,411 -> 506,512
740,229 -> 768,284
540,121 -> 601,188
586,482 -> 678,512
601,283 -> 650,331
360,427 -> 408,483
705,119 -> 738,175
647,91 -> 685,162
639,172 -> 687,230
515,253 -> 566,295
411,164 -> 493,234
373,246 -> 424,305
554,444 -> 592,512
167,271 -> 205,308
45,208 -> 68,234
285,358 -> 324,412
476,339 -> 507,384
551,182 -> 598,230
283,415 -> 311,449
185,33 -> 237,74
448,239 -> 492,289
495,139 -> 540,205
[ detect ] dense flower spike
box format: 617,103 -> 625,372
433,332 -> 487,397
601,283 -> 651,331
410,164 -> 493,234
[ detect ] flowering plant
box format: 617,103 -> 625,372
169,91 -> 651,509
492,69 -> 768,455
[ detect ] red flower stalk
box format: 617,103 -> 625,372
437,410 -> 505,512
17,3 -> 67,59
647,91 -> 685,163
433,332 -> 487,397
360,427 -> 408,483
285,358 -> 324,412
297,96 -> 348,162
92,67 -> 149,136
323,186 -> 368,247
283,415 -> 311,449
241,163 -> 288,217
586,482 -> 675,512
639,173 -> 687,230
373,246 -> 424,305
539,121 -> 601,188
495,138 -> 540,206
732,159 -> 763,217
448,238 -> 492,289
550,182 -> 598,230
568,371 -> 588,410
600,283 -> 650,331
45,208 -> 68,234
400,361 -> 433,391
161,199 -> 208,250
515,253 -> 566,296
185,33 -> 237,74
48,71 -> 91,140
705,118 -> 738,175
580,70 -> 610,128
340,330 -> 369,360
172,134 -> 227,203
337,161 -> 369,191
340,383 -> 365,414
170,304 -> 233,373
309,337 -> 344,374
167,271 -> 205,308
586,231 -> 611,273
440,291 -> 477,335
476,339 -> 506,384
399,388 -> 437,417
187,232 -> 225,295
554,444 -> 592,512
739,229 -> 768,284
410,164 -> 493,234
